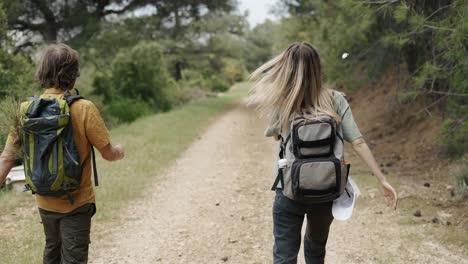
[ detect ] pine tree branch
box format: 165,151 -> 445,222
361,0 -> 400,5
423,24 -> 456,32
413,95 -> 448,117
425,3 -> 456,21
425,90 -> 468,97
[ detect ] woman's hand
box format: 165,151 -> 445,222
379,180 -> 398,210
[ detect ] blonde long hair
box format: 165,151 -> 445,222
249,42 -> 340,131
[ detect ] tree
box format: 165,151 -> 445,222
144,0 -> 239,79
275,0 -> 467,156
93,41 -> 174,114
4,0 -> 150,49
276,0 -> 322,16
4,0 -> 236,51
243,20 -> 276,72
0,0 -> 6,43
0,0 -> 35,99
149,0 -> 236,40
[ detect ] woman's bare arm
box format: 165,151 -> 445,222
351,138 -> 386,182
351,137 -> 398,209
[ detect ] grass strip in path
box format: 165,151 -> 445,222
0,83 -> 248,263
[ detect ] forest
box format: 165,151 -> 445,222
0,1 -> 467,262
0,0 -> 466,191
0,0 -> 273,124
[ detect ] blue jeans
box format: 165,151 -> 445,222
273,190 -> 334,264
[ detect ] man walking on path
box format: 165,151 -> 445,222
0,44 -> 125,264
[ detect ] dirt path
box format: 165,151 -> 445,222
89,102 -> 467,264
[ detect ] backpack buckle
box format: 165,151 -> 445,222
23,184 -> 35,194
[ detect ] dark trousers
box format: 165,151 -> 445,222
273,190 -> 334,264
39,203 -> 96,264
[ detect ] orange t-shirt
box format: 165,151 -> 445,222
6,88 -> 110,213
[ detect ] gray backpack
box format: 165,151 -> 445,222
271,114 -> 350,204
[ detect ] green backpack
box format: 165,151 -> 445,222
19,95 -> 98,203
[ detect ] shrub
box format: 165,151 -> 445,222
0,26 -> 37,151
450,159 -> 468,199
222,59 -> 245,85
105,98 -> 152,123
112,42 -> 172,110
444,118 -> 467,158
179,69 -> 230,93
206,76 -> 229,93
0,51 -> 36,99
92,73 -> 114,103
93,41 -> 174,121
179,70 -> 206,90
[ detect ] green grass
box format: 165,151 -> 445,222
0,83 -> 248,263
451,159 -> 468,198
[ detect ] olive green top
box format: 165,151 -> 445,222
264,91 -> 362,143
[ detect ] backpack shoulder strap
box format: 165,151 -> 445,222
271,167 -> 284,191
64,95 -> 83,106
63,94 -> 100,187
280,134 -> 291,159
90,145 -> 99,187
271,134 -> 290,191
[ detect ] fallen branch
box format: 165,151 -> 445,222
412,94 -> 448,117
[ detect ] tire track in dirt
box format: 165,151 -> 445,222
89,101 -> 468,264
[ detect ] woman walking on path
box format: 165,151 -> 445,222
249,42 -> 398,264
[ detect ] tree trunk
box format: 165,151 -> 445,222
173,9 -> 181,40
43,26 -> 58,42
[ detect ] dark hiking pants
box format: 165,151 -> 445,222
39,203 -> 96,264
273,190 -> 334,264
